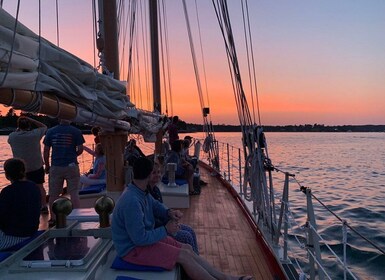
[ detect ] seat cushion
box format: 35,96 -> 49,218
79,184 -> 106,195
115,276 -> 142,280
111,256 -> 165,271
1,230 -> 45,252
0,252 -> 11,262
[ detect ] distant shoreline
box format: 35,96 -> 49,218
1,114 -> 385,134
1,124 -> 385,135
184,124 -> 385,133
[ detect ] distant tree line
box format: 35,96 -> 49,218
0,108 -> 384,133
0,109 -> 90,133
185,123 -> 385,133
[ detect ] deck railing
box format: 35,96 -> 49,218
196,138 -> 383,280
2,138 -> 382,279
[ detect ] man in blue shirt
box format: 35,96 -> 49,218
112,157 -> 251,280
43,119 -> 85,225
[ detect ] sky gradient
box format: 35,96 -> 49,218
1,0 -> 384,126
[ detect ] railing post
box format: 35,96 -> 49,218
305,188 -> 324,280
342,220 -> 348,280
214,139 -> 220,171
226,143 -> 230,181
277,172 -> 289,258
268,168 -> 277,240
238,148 -> 243,195
283,174 -> 290,261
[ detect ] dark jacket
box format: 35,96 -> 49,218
0,180 -> 41,237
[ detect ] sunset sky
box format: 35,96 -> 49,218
1,1 -> 384,126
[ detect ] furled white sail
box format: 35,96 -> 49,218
0,7 -> 131,120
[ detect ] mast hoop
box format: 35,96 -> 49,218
53,94 -> 61,118
9,88 -> 16,107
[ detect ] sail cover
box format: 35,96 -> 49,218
0,8 -> 132,119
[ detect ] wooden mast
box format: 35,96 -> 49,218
149,0 -> 163,155
98,0 -> 127,199
100,0 -> 119,80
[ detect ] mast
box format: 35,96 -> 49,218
100,0 -> 119,79
98,0 -> 127,198
149,0 -> 163,155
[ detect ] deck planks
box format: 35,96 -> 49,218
180,167 -> 277,279
37,166 -> 281,279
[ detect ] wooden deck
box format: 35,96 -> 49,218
37,166 -> 286,279
181,166 -> 285,279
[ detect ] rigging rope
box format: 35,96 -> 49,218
55,0 -> 60,46
35,0 -> 42,94
135,38 -> 143,109
132,2 -> 144,109
182,0 -> 220,169
181,0 -> 205,111
243,0 -> 262,126
139,1 -> 151,112
158,0 -> 169,115
160,0 -> 173,116
117,0 -> 129,79
121,0 -> 159,113
194,0 -> 210,113
123,0 -> 136,88
212,1 -> 274,231
212,1 -> 252,130
212,0 -> 258,166
92,0 -> 98,68
240,0 -> 259,125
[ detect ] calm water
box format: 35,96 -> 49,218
0,132 -> 384,279
185,132 -> 385,279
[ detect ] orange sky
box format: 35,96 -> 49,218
1,1 -> 385,126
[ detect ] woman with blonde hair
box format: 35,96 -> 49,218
80,143 -> 106,188
148,162 -> 199,254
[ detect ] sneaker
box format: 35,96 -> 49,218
40,206 -> 49,214
199,179 -> 208,186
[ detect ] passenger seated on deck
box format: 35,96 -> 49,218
182,137 -> 197,169
147,162 -> 199,254
0,158 -> 41,251
111,157 -> 253,280
124,139 -> 146,166
164,140 -> 198,195
79,143 -> 106,188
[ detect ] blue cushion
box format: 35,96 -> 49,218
79,184 -> 106,195
116,277 -> 143,280
111,256 -> 165,271
0,252 -> 11,262
1,230 -> 45,252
